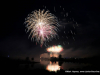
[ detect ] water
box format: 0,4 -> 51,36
19,60 -> 92,72
40,60 -> 92,71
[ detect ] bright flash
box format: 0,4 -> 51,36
47,45 -> 63,53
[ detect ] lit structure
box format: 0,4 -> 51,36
46,45 -> 63,58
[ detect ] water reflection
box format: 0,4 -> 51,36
46,61 -> 61,72
40,59 -> 92,71
18,57 -> 99,72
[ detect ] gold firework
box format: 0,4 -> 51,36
24,9 -> 59,45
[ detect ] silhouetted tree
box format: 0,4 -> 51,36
59,54 -> 62,59
31,57 -> 34,61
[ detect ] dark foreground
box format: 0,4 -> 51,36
1,56 -> 100,73
0,57 -> 65,74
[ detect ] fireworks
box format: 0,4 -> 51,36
24,9 -> 59,46
47,45 -> 63,53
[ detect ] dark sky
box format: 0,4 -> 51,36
1,0 -> 100,61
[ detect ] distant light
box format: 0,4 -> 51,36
8,55 -> 9,57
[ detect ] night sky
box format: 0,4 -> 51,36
1,0 -> 100,61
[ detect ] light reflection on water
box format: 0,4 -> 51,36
19,63 -> 45,70
62,62 -> 91,70
40,60 -> 91,71
19,60 -> 91,71
46,61 -> 61,72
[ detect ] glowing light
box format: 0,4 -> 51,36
8,55 -> 9,57
24,9 -> 59,46
50,53 -> 58,57
46,62 -> 60,72
47,45 -> 63,53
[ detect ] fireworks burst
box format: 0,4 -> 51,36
24,9 -> 59,46
46,45 -> 63,53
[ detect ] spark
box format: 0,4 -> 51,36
64,31 -> 66,33
66,13 -> 68,16
70,30 -> 73,34
24,9 -> 59,45
63,8 -> 65,11
73,25 -> 75,29
73,37 -> 75,41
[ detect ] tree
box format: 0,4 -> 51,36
59,54 -> 62,59
31,57 -> 34,61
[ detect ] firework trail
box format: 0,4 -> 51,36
24,9 -> 59,46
